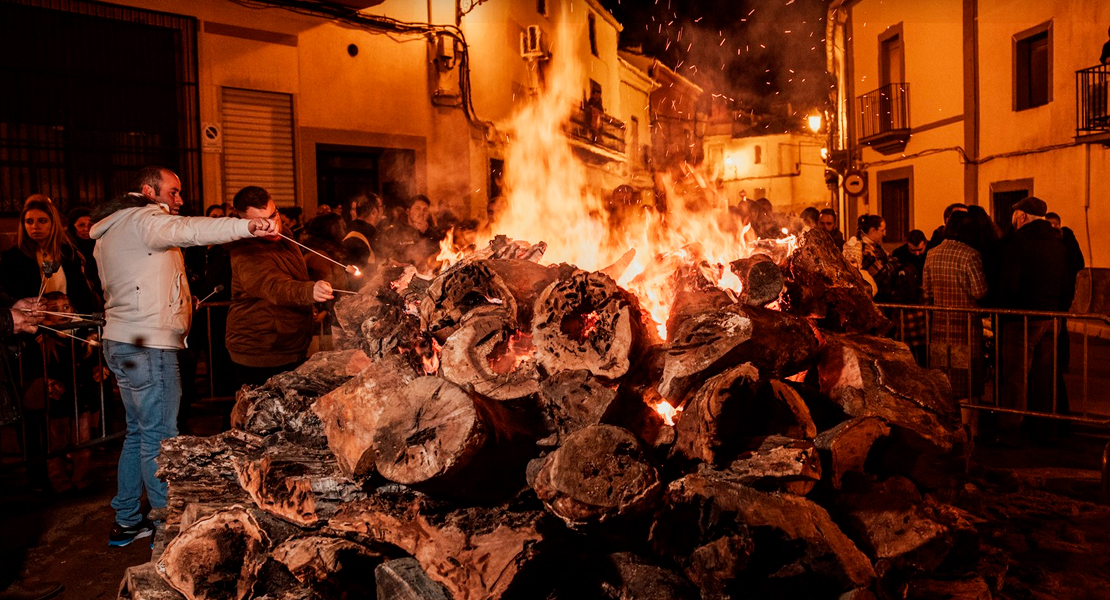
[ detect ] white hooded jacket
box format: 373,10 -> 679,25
90,195 -> 253,349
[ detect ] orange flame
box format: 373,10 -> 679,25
487,330 -> 535,374
436,227 -> 464,266
421,338 -> 441,375
653,399 -> 682,426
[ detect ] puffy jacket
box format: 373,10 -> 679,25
90,196 -> 253,349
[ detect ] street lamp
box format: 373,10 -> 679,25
807,113 -> 823,134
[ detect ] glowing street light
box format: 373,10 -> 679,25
807,113 -> 823,133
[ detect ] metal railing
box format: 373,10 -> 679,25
1076,63 -> 1110,136
567,101 -> 627,154
856,83 -> 910,141
879,303 -> 1110,491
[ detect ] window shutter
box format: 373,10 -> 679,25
221,88 -> 296,206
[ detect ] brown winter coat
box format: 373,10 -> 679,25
225,237 -> 317,368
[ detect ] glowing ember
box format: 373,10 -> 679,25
421,338 -> 442,375
487,330 -> 536,374
653,399 -> 682,426
562,310 -> 601,342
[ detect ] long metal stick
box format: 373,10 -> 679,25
38,324 -> 99,346
277,232 -> 357,274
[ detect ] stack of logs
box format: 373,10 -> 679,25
120,229 -> 985,600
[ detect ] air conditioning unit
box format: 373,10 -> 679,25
520,25 -> 546,59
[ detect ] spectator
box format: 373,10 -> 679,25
90,167 -> 276,547
854,214 -> 898,299
922,211 -> 988,401
225,186 -> 333,388
818,208 -> 846,250
963,205 -> 1004,306
1046,211 -> 1086,430
205,204 -> 225,218
379,194 -> 443,272
66,206 -> 101,298
0,197 -> 100,316
343,193 -> 386,281
995,196 -> 1067,445
1101,25 -> 1110,65
892,229 -> 928,277
278,206 -> 304,239
800,207 -> 820,232
926,203 -> 967,250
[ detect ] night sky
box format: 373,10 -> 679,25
597,0 -> 832,117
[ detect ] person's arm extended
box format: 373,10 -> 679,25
139,210 -> 275,249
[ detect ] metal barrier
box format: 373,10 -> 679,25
879,303 -> 1110,492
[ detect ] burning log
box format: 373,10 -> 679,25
815,417 -> 892,489
729,254 -> 784,306
650,472 -> 876,596
419,259 -> 565,343
439,308 -> 539,401
372,376 -> 537,499
671,365 -> 818,468
527,424 -> 662,529
658,302 -> 821,403
328,490 -> 546,600
531,269 -> 648,380
817,334 -> 970,490
156,506 -> 301,600
312,352 -> 419,480
707,435 -> 822,496
232,439 -> 365,528
781,228 -> 889,334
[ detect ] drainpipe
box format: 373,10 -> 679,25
962,0 -> 979,204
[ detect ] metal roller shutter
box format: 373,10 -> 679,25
221,88 -> 296,206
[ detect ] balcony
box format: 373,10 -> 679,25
856,83 -> 910,154
567,102 -> 627,161
1076,64 -> 1110,143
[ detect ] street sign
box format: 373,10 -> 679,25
844,171 -> 866,196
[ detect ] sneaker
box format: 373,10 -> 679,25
109,518 -> 154,547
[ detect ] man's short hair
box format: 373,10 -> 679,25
943,202 -> 968,222
800,207 -> 820,226
233,186 -> 272,214
819,208 -> 837,218
1012,196 -> 1047,217
352,193 -> 383,218
906,229 -> 927,245
1045,212 -> 1061,222
407,194 -> 431,209
132,166 -> 168,195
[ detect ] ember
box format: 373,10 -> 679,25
486,330 -> 535,374
561,310 -> 600,342
653,398 -> 682,426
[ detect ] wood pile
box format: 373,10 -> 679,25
123,229 -> 985,600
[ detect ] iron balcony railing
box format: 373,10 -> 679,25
567,102 -> 627,155
1076,64 -> 1110,137
856,83 -> 910,141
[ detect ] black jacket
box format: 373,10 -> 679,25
998,219 -> 1067,313
0,245 -> 101,315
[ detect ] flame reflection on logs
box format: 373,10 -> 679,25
653,399 -> 681,426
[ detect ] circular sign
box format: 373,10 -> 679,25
844,171 -> 866,196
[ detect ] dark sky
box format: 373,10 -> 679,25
597,0 -> 831,116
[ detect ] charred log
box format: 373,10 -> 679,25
328,490 -> 546,600
532,269 -> 649,380
658,302 -> 821,403
375,558 -> 451,600
781,228 -> 889,334
706,435 -> 822,496
271,535 -> 385,598
729,254 -> 784,307
439,308 -> 539,401
312,352 -> 420,480
527,424 -> 662,529
814,417 -> 892,490
536,369 -> 619,446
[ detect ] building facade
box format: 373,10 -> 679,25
828,0 -> 1110,261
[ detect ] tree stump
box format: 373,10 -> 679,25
729,254 -> 784,307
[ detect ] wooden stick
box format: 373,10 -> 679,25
38,325 -> 99,346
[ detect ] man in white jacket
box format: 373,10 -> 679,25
90,167 -> 276,547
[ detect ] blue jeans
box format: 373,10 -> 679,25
103,340 -> 180,527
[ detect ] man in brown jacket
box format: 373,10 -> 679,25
225,186 -> 333,387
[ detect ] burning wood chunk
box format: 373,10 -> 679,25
373,376 -> 536,499
527,424 -> 662,529
536,369 -> 619,446
599,552 -> 700,600
705,435 -> 822,496
230,355 -> 357,441
232,440 -> 365,528
658,302 -> 821,403
672,365 -> 818,468
782,228 -> 890,334
817,334 -> 969,489
815,416 -> 892,489
420,259 -> 560,343
156,507 -> 288,600
374,558 -> 450,600
650,473 -> 876,595
312,352 -> 419,480
329,490 -> 546,600
271,535 -> 384,597
729,254 -> 784,306
439,308 -> 539,401
531,269 -> 647,380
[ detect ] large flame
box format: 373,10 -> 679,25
459,11 -> 796,341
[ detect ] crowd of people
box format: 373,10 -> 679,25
818,197 -> 1085,447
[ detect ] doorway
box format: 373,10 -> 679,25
316,144 -> 416,212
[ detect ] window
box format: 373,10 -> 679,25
537,0 -> 546,16
754,145 -> 762,164
223,88 -> 296,205
1014,22 -> 1052,111
588,13 -> 598,57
